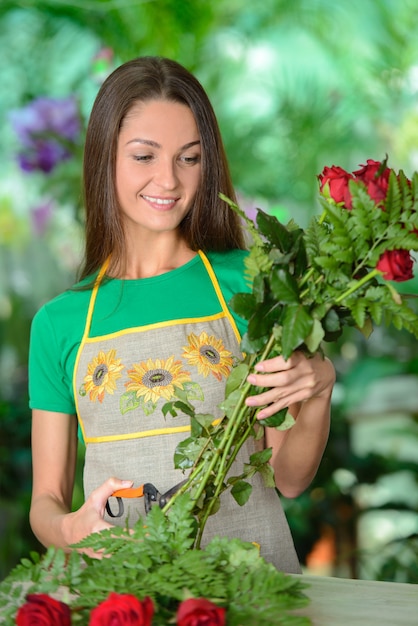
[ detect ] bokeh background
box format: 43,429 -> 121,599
0,0 -> 417,583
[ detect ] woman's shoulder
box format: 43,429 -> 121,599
205,249 -> 251,295
206,248 -> 249,265
205,248 -> 249,276
32,276 -> 95,328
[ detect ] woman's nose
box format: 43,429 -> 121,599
154,158 -> 178,189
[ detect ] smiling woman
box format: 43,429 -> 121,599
26,55 -> 336,579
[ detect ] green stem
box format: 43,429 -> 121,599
195,409 -> 259,548
299,267 -> 315,289
300,273 -> 324,300
194,333 -> 277,546
334,269 -> 380,304
214,334 -> 276,485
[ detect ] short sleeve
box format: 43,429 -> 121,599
28,305 -> 76,414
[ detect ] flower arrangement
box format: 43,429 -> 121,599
161,157 -> 418,544
1,157 -> 417,625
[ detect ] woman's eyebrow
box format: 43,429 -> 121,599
126,138 -> 201,150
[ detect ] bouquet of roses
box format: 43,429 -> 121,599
1,157 -> 417,626
162,157 -> 418,544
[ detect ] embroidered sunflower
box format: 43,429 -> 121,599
83,349 -> 124,403
182,332 -> 234,381
125,356 -> 191,404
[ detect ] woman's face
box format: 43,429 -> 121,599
116,99 -> 201,238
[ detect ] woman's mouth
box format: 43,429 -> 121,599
141,194 -> 178,209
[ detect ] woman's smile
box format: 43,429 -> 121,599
140,194 -> 180,210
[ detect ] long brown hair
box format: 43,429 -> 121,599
79,56 -> 245,279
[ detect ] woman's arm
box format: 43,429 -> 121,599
245,351 -> 335,498
30,409 -> 132,549
30,409 -> 78,548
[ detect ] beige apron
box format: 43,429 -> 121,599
73,251 -> 301,573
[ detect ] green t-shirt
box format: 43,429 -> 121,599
29,249 -> 250,414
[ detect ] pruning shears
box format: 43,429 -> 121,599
105,479 -> 187,518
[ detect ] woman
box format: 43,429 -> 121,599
28,56 -> 335,574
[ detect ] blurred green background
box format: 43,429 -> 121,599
0,0 -> 417,583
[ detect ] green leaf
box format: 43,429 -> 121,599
256,209 -> 291,251
270,268 -> 300,303
229,292 -> 257,319
258,462 -> 276,488
162,397 -> 195,419
240,332 -> 270,354
193,413 -> 217,430
258,407 -> 288,428
174,437 -> 207,469
249,448 -> 273,466
276,410 -> 296,431
252,273 -> 266,302
305,317 -> 325,352
219,389 -> 244,417
225,362 -> 250,396
231,480 -> 253,506
247,300 -> 283,340
323,307 -> 341,332
281,305 -> 314,359
172,400 -> 195,418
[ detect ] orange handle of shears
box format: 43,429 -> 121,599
111,485 -> 145,499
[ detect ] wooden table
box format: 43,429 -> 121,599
294,574 -> 417,625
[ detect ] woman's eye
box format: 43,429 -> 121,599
181,154 -> 201,165
133,154 -> 153,162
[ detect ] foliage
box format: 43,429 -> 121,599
159,160 -> 418,546
0,495 -> 310,626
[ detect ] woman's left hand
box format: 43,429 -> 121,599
245,351 -> 336,421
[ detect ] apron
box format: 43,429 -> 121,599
73,251 -> 301,573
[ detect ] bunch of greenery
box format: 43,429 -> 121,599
0,495 -> 310,625
162,159 -> 418,547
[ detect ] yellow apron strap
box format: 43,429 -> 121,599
73,258 -> 110,441
198,250 -> 242,344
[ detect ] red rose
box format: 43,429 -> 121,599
89,593 -> 154,626
376,249 -> 414,282
176,598 -> 226,626
318,165 -> 354,208
16,593 -> 71,626
353,159 -> 391,205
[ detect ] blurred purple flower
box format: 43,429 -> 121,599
31,201 -> 54,236
10,97 -> 81,174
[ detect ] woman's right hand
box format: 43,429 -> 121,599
61,477 -> 134,549
30,409 -> 133,552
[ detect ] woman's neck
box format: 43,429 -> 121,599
120,233 -> 197,279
